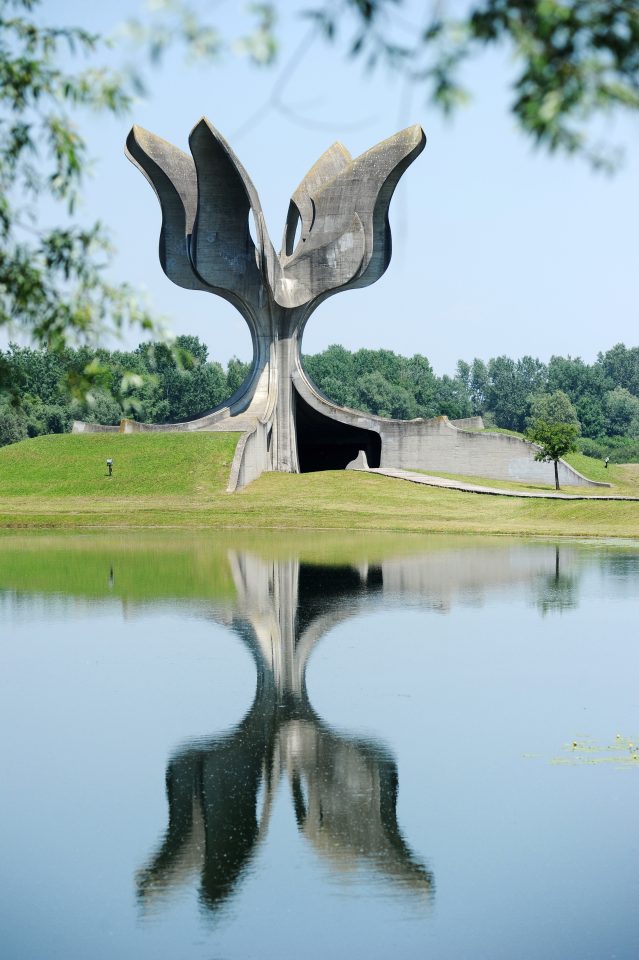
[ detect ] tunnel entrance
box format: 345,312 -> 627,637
295,389 -> 381,473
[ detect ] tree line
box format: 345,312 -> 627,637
0,336 -> 250,447
2,337 -> 639,462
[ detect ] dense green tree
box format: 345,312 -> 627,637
0,335 -> 248,443
166,362 -> 228,422
79,389 -> 122,426
486,355 -> 547,431
19,395 -> 71,437
0,401 -> 27,445
313,375 -> 351,408
4,338 -> 639,463
353,349 -> 405,386
303,344 -> 357,402
486,356 -> 519,428
356,370 -> 417,420
1,345 -> 67,405
405,355 -> 438,417
604,386 -> 639,437
455,360 -> 472,392
128,336 -> 229,422
598,344 -> 639,398
306,347 -> 447,419
527,390 -> 579,428
547,354 -> 608,438
226,357 -> 252,395
434,374 -> 472,421
172,335 -> 210,367
304,342 -> 639,447
468,358 -> 490,415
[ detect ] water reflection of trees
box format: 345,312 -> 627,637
533,547 -> 579,616
137,542 -> 582,914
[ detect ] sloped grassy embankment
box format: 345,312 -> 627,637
0,433 -> 637,538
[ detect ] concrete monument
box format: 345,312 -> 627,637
122,119 -> 425,475
73,119 -> 600,491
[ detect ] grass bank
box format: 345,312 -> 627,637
0,433 -> 638,538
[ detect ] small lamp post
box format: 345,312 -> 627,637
106,458 -> 113,477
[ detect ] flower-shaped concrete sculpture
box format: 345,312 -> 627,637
125,119 -> 425,473
126,119 -> 424,314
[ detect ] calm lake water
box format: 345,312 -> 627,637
1,531 -> 638,960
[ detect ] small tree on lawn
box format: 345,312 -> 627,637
526,420 -> 580,491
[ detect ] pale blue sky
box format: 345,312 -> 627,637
33,1 -> 639,373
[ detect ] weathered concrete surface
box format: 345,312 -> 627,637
449,415 -> 484,430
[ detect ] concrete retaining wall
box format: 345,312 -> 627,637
71,420 -> 119,434
377,418 -> 601,487
449,416 -> 484,430
227,422 -> 270,492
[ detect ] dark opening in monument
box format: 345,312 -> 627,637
295,389 -> 381,472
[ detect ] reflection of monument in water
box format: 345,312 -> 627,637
137,556 -> 432,913
137,542 -> 576,913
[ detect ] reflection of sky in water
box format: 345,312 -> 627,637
1,537 -> 638,960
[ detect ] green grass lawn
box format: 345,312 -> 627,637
0,433 -> 638,538
563,451 -> 629,486
0,433 -> 239,496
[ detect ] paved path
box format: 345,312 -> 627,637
367,467 -> 639,502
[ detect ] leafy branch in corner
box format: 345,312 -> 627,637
309,0 -> 639,170
0,0 -> 161,399
139,0 -> 639,169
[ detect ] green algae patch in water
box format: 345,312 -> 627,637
552,734 -> 639,768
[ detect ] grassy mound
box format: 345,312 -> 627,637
0,433 -> 637,538
0,433 -> 240,497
